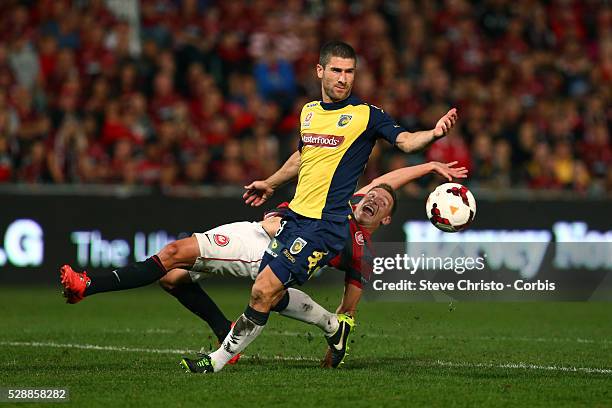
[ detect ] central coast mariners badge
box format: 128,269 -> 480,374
337,114 -> 352,127
303,112 -> 313,128
290,237 -> 307,255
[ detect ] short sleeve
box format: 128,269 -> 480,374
344,268 -> 363,288
298,104 -> 308,152
368,105 -> 406,145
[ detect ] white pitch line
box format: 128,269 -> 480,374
1,340 -> 611,375
97,329 -> 612,345
103,328 -> 175,334
1,341 -> 193,355
400,334 -> 612,345
269,332 -> 612,345
430,360 -> 612,375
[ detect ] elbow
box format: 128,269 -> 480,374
400,144 -> 418,154
395,139 -> 413,154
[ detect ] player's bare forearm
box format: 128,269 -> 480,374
265,150 -> 301,189
336,282 -> 362,316
355,161 -> 468,194
395,129 -> 436,153
395,108 -> 458,153
357,163 -> 432,194
244,151 -> 301,206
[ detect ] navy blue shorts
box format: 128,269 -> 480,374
259,209 -> 349,287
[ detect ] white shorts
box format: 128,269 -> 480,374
189,221 -> 271,282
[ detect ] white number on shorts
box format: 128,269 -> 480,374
275,220 -> 287,237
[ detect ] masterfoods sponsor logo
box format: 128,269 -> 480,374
302,133 -> 345,148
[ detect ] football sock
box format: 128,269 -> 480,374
209,305 -> 269,372
84,256 -> 166,296
167,283 -> 232,342
270,290 -> 290,312
278,288 -> 339,335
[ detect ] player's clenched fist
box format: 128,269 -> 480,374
243,180 -> 274,207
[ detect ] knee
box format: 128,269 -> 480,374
158,242 -> 180,269
250,282 -> 275,307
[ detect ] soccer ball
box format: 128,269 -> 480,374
426,183 -> 476,232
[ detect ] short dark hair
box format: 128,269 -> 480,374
369,183 -> 398,216
319,41 -> 356,67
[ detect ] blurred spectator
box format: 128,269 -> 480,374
9,34 -> 40,91
527,142 -> 559,190
183,152 -> 210,186
552,141 -> 576,188
580,123 -> 611,178
471,133 -> 493,184
253,47 -> 296,108
108,138 -> 135,183
149,71 -> 183,122
17,139 -> 51,183
0,135 -> 12,182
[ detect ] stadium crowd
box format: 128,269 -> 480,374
0,0 -> 610,196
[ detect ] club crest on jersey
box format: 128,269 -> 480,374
213,234 -> 230,247
303,112 -> 313,128
355,231 -> 365,246
337,114 -> 352,127
290,237 -> 307,255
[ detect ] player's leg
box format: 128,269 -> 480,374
60,237 -> 200,303
275,288 -> 339,335
181,213 -> 347,373
159,269 -> 232,342
272,287 -> 354,367
204,265 -> 285,371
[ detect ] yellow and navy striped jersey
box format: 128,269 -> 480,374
289,95 -> 405,221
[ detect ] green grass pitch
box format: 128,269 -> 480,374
0,284 -> 610,407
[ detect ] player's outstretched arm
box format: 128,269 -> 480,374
395,108 -> 458,153
355,161 -> 467,195
243,150 -> 301,206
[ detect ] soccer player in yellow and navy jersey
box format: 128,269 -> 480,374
181,41 -> 458,373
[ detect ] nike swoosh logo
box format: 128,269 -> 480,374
332,324 -> 346,350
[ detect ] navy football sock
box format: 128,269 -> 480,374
84,256 -> 166,296
270,291 -> 290,312
244,305 -> 270,326
167,283 -> 232,341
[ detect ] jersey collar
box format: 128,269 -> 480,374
320,94 -> 360,111
349,194 -> 374,240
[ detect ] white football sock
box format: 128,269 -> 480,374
279,288 -> 339,336
209,313 -> 265,372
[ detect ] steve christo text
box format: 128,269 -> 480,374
371,279 -> 556,292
